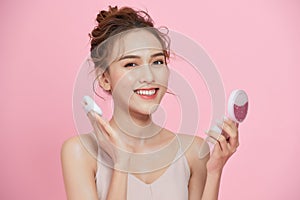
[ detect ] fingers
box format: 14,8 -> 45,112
216,117 -> 239,150
205,129 -> 229,154
205,128 -> 221,142
211,134 -> 230,157
86,111 -> 114,142
94,113 -> 114,137
207,132 -> 234,162
205,116 -> 239,156
217,134 -> 230,152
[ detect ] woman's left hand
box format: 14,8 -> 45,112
206,117 -> 239,175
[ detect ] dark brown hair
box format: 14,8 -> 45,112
89,6 -> 170,71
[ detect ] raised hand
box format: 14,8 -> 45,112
205,117 -> 239,174
86,111 -> 132,170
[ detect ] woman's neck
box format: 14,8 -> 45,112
109,108 -> 163,146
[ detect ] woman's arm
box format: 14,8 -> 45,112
187,139 -> 226,200
201,117 -> 239,200
200,151 -> 222,200
61,136 -> 99,200
187,136 -> 209,200
188,118 -> 239,200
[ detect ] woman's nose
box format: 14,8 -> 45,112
139,64 -> 155,83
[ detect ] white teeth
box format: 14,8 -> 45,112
135,89 -> 156,96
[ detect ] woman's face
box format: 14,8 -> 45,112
101,29 -> 169,116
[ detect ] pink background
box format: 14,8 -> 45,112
1,0 -> 300,199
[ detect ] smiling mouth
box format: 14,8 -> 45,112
134,88 -> 159,97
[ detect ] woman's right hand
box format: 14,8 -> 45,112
87,111 -> 132,170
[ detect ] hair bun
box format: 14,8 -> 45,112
90,6 -> 159,52
96,6 -> 118,23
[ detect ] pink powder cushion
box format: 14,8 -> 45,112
228,90 -> 249,123
234,102 -> 248,122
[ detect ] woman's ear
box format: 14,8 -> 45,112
98,71 -> 111,92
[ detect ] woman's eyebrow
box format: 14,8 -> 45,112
150,52 -> 165,58
118,55 -> 140,61
118,52 -> 165,61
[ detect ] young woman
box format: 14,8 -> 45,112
61,6 -> 239,200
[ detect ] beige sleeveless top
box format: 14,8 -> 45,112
95,135 -> 190,200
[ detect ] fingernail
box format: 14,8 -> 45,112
216,119 -> 223,126
223,116 -> 229,121
206,136 -> 217,145
211,125 -> 222,134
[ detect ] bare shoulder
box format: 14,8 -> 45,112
61,134 -> 98,171
61,134 -> 100,199
176,134 -> 210,197
177,134 -> 210,169
176,133 -> 207,153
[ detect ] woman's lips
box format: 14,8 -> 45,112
134,88 -> 159,99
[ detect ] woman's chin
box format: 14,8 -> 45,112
129,103 -> 160,117
147,104 -> 160,114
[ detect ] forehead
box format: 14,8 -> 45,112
122,29 -> 163,52
110,29 -> 164,61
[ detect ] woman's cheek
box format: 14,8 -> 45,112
157,67 -> 170,87
111,70 -> 136,94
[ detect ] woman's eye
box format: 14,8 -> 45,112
124,63 -> 137,67
153,60 -> 165,65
